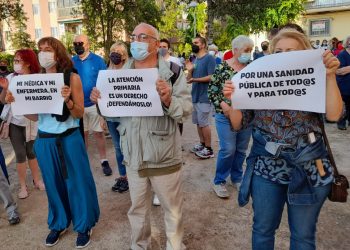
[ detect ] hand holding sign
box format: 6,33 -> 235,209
5,90 -> 14,104
156,78 -> 172,108
323,50 -> 340,76
0,77 -> 9,90
61,85 -> 72,103
90,87 -> 101,104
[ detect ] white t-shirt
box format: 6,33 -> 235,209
167,56 -> 182,67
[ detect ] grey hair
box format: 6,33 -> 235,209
231,35 -> 254,50
345,35 -> 350,47
110,41 -> 129,58
135,22 -> 160,40
208,44 -> 218,51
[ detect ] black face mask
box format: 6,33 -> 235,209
261,45 -> 268,51
0,66 -> 7,71
74,45 -> 85,55
192,44 -> 200,54
109,52 -> 122,65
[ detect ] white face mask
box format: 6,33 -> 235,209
208,51 -> 216,56
13,64 -> 24,74
38,51 -> 57,69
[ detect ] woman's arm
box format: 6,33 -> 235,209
0,77 -> 9,103
221,80 -> 243,130
62,73 -> 84,118
323,50 -> 343,121
24,114 -> 38,121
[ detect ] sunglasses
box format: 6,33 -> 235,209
73,42 -> 84,46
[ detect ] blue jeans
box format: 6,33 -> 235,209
107,121 -> 126,177
251,174 -> 331,250
214,113 -> 251,184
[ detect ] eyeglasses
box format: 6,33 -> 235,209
73,42 -> 84,46
130,33 -> 157,42
13,59 -> 23,64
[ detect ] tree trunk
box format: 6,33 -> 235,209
206,0 -> 214,45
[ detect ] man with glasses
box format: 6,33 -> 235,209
101,23 -> 191,249
72,35 -> 113,176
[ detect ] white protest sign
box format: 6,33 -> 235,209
231,49 -> 326,113
9,73 -> 64,115
96,68 -> 164,117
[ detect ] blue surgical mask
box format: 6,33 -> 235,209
130,41 -> 150,61
238,53 -> 251,64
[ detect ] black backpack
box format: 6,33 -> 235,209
169,61 -> 181,86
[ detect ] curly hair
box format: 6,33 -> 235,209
37,37 -> 73,73
15,49 -> 40,74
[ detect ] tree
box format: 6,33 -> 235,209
78,0 -> 161,58
0,0 -> 35,50
0,0 -> 24,22
208,0 -> 306,47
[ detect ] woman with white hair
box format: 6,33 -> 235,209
208,35 -> 253,198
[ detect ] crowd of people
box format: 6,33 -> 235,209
0,21 -> 348,250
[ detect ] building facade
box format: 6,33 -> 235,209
301,0 -> 350,42
1,0 -> 83,52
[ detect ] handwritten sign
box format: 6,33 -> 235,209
9,73 -> 64,115
231,49 -> 326,113
96,68 -> 164,117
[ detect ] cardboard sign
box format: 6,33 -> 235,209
9,73 -> 64,115
96,68 -> 164,117
231,49 -> 326,113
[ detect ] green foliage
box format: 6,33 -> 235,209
78,0 -> 161,58
10,30 -> 36,50
177,43 -> 192,57
0,53 -> 14,71
0,0 -> 24,22
157,0 -> 184,41
60,31 -> 75,56
184,2 -> 207,43
209,0 -> 306,46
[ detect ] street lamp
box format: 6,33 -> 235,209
188,1 -> 198,38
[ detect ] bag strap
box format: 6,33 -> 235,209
318,114 -> 339,176
169,61 -> 181,86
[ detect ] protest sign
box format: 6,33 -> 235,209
231,49 -> 326,113
9,73 -> 64,115
96,68 -> 164,117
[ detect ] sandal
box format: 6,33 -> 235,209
33,180 -> 45,191
18,187 -> 29,199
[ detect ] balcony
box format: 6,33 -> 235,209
57,6 -> 84,22
305,0 -> 350,13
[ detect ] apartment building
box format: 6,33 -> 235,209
301,0 -> 350,42
1,0 -> 83,52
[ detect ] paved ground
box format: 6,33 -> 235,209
0,119 -> 349,250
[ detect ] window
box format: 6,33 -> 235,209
309,19 -> 330,36
48,2 -> 56,13
51,27 -> 58,38
35,28 -> 42,39
33,4 -> 40,15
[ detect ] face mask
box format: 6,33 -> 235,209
192,44 -> 200,54
238,53 -> 251,64
109,52 -> 122,65
13,64 -> 24,74
74,45 -> 85,55
159,48 -> 168,57
208,51 -> 215,56
261,45 -> 268,51
130,41 -> 150,61
0,66 -> 7,71
38,51 -> 57,69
